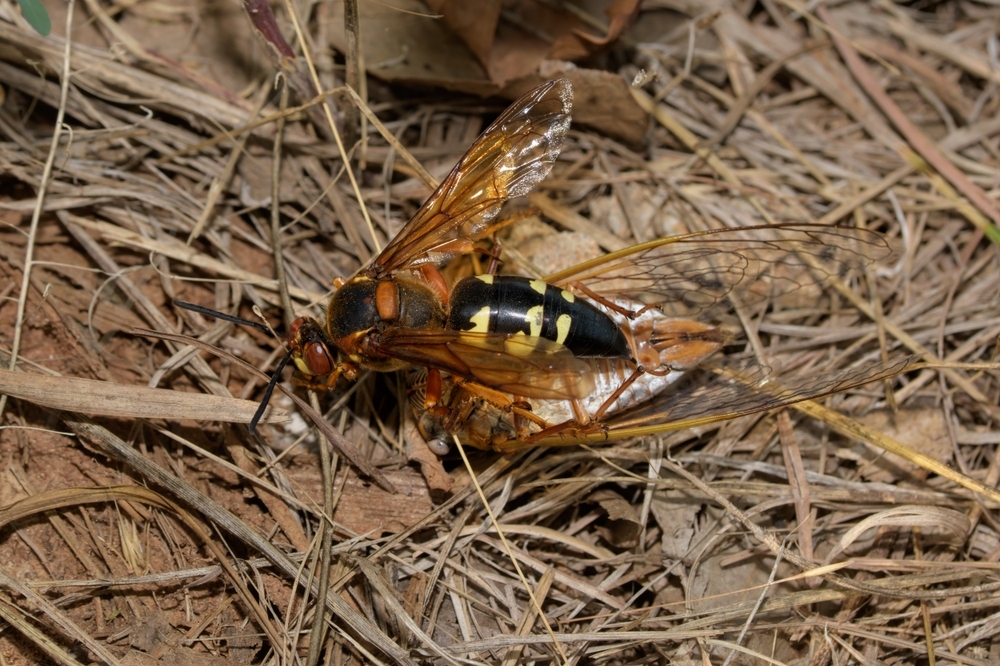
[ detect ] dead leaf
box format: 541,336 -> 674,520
327,0 -> 493,94
549,0 -> 643,61
426,0 -> 641,83
222,622 -> 261,665
649,490 -> 702,560
325,1 -> 648,143
404,419 -> 456,495
590,488 -> 641,549
689,539 -> 806,663
130,610 -> 176,653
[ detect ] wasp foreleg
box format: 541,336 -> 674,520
422,369 -> 451,417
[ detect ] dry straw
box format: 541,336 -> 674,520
0,0 -> 998,664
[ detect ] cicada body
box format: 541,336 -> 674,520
408,298 -> 729,451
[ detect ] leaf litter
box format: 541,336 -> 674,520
0,1 -> 999,665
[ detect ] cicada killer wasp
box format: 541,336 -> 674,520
183,78 -> 913,451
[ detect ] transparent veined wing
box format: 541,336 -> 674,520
373,79 -> 573,275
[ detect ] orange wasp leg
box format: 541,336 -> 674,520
421,369 -> 453,417
450,382 -> 550,426
574,283 -> 670,321
438,381 -> 550,450
451,379 -> 510,409
571,282 -> 642,318
510,396 -> 550,430
294,364 -> 348,392
417,264 -> 451,307
515,368 -> 648,446
514,398 -> 610,445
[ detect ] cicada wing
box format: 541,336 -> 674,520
602,355 -> 919,436
545,225 -> 894,319
374,79 -> 573,274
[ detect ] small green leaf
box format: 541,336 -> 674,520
18,0 -> 51,37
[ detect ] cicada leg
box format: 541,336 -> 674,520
515,417 -> 609,448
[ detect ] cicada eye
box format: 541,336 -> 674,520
303,342 -> 333,376
425,438 -> 451,456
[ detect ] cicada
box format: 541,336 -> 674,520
266,77 -> 910,453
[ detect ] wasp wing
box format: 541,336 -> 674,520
374,79 -> 573,274
375,329 -> 595,400
545,225 -> 893,319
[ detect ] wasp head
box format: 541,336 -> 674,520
285,278 -> 379,380
287,316 -> 341,378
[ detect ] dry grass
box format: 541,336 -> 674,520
1,1 -> 999,665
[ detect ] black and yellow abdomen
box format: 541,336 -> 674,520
448,275 -> 631,358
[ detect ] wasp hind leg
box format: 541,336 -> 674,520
509,397 -> 551,442
571,282 -> 642,318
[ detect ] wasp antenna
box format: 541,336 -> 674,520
174,299 -> 293,433
249,351 -> 293,434
173,300 -> 273,335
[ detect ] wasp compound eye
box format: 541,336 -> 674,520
302,342 -> 333,377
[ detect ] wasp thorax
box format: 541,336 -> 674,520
325,278 -> 380,343
324,275 -> 447,369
